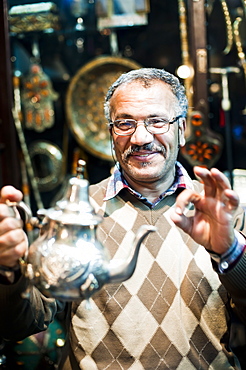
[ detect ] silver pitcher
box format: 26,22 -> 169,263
14,160 -> 156,302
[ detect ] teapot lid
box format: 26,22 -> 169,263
37,160 -> 103,226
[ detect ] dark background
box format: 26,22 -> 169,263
4,0 -> 246,210
0,1 -> 246,368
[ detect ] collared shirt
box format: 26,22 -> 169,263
104,161 -> 193,208
103,161 -> 246,273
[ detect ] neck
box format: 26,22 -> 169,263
122,169 -> 176,202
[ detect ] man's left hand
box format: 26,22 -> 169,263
170,166 -> 240,255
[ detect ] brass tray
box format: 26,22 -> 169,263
66,56 -> 141,161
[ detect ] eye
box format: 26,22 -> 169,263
148,117 -> 169,128
114,120 -> 135,131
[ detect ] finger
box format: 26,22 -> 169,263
194,167 -> 232,200
172,188 -> 201,214
0,217 -> 23,236
0,239 -> 28,267
208,169 -> 239,211
0,226 -> 27,267
193,166 -> 217,198
210,168 -> 232,191
0,227 -> 25,248
223,188 -> 240,212
0,186 -> 23,204
0,204 -> 16,221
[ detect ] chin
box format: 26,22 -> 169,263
128,165 -> 160,179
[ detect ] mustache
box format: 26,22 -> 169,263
123,143 -> 166,159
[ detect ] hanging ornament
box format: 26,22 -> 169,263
21,64 -> 59,132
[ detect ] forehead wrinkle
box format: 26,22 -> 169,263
110,80 -> 177,121
114,113 -> 171,121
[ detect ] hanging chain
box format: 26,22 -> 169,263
243,0 -> 246,13
234,2 -> 246,113
220,0 -> 233,54
233,17 -> 246,76
177,0 -> 193,117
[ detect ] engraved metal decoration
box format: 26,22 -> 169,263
66,56 -> 141,161
21,64 -> 58,132
8,2 -> 60,34
181,111 -> 222,167
28,141 -> 64,192
180,0 -> 223,168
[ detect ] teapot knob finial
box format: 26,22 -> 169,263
76,159 -> 86,179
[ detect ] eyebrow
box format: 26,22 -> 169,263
114,114 -> 170,120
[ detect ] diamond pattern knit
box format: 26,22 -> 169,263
68,178 -> 238,369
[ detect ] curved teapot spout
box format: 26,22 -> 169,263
108,225 -> 156,284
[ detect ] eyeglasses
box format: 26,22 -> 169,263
109,116 -> 182,136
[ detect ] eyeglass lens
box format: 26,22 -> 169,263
113,118 -> 171,135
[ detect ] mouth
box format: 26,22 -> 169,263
130,151 -> 161,161
124,144 -> 166,162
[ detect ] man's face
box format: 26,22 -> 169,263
109,80 -> 186,187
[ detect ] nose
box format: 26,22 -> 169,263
130,123 -> 153,146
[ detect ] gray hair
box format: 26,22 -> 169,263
104,68 -> 188,121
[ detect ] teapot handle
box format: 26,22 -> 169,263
5,200 -> 39,227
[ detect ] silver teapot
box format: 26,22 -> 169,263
16,160 -> 156,302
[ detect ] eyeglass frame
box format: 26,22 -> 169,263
108,115 -> 183,136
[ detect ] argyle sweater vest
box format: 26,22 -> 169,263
68,178 -> 237,370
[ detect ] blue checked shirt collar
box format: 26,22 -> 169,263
104,161 -> 194,208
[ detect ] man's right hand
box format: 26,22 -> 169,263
0,186 -> 28,268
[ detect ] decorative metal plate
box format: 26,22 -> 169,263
66,56 -> 141,161
29,140 -> 64,192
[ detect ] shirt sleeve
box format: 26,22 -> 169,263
208,230 -> 246,273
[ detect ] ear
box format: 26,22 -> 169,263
109,130 -> 115,151
108,125 -> 113,135
178,118 -> 186,147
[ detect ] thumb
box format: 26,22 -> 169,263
0,186 -> 23,203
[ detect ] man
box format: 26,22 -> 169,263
0,68 -> 246,369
